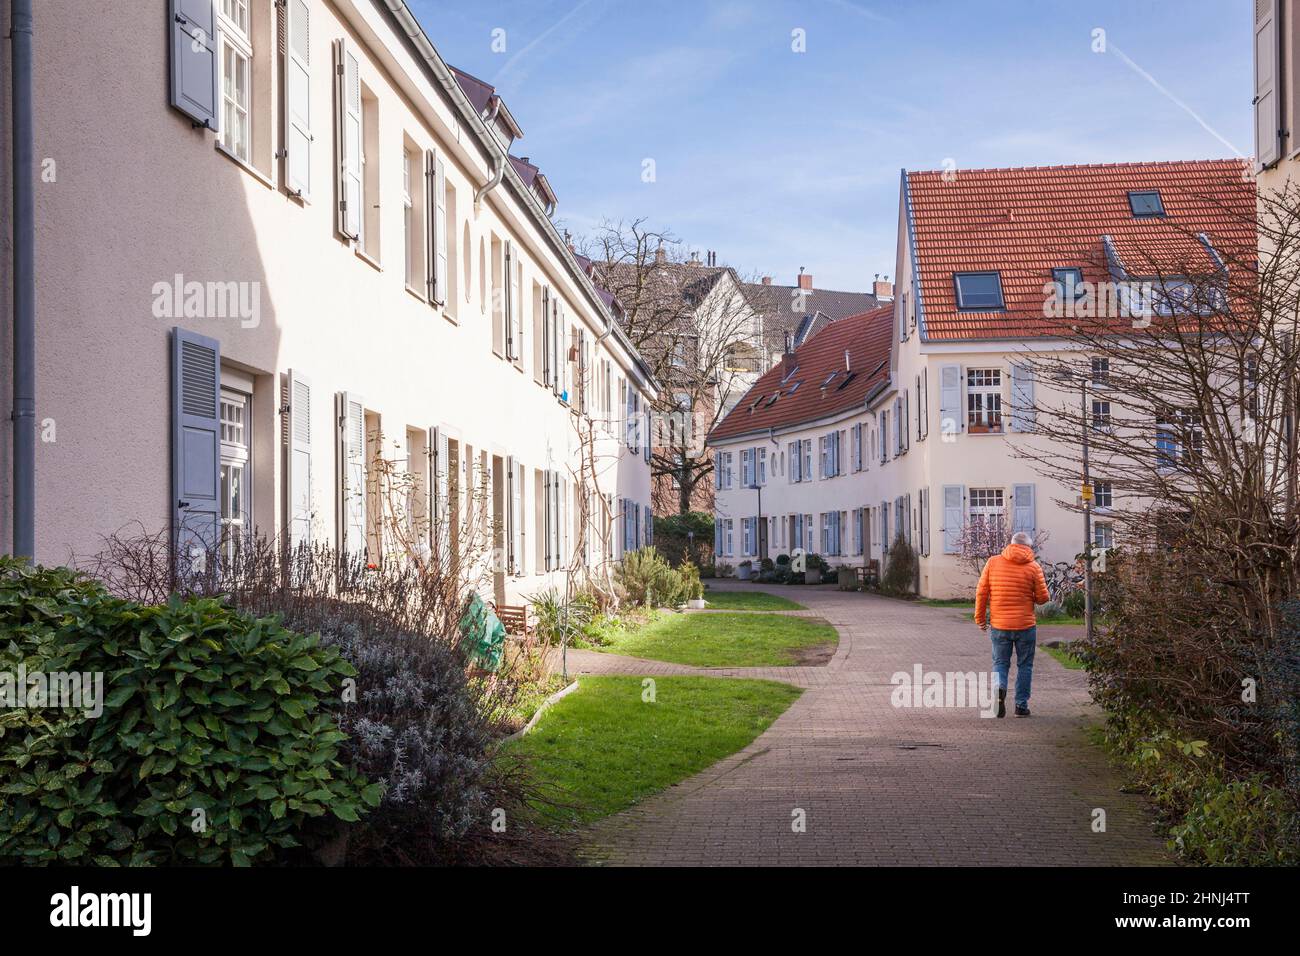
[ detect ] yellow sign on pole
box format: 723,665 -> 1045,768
1081,484 -> 1094,502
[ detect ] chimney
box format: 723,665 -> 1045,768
797,267 -> 812,291
761,276 -> 772,285
873,273 -> 894,299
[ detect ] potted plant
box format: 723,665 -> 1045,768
681,562 -> 706,609
737,559 -> 754,581
837,563 -> 858,590
804,553 -> 825,585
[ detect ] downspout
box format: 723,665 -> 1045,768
9,0 -> 35,561
381,0 -> 505,209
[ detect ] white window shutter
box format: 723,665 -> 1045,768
284,0 -> 313,198
171,328 -> 222,573
942,484 -> 964,554
516,262 -> 527,367
1012,483 -> 1036,536
1009,364 -> 1036,432
429,427 -> 447,561
285,369 -> 313,550
504,242 -> 515,359
334,39 -> 362,240
169,0 -> 218,130
1256,0 -> 1282,170
939,364 -> 961,435
336,391 -> 366,559
434,153 -> 448,304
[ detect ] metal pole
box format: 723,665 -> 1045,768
1081,380 -> 1094,642
10,0 -> 36,561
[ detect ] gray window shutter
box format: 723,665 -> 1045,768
425,150 -> 447,305
169,0 -> 218,130
334,39 -> 362,240
1012,483 -> 1036,536
644,409 -> 652,463
893,397 -> 902,455
506,455 -> 517,574
921,367 -> 929,438
552,297 -> 563,396
902,391 -> 910,449
939,364 -> 962,435
285,0 -> 313,198
542,470 -> 552,570
285,369 -> 313,550
881,500 -> 890,551
504,242 -> 515,359
336,391 -> 366,559
942,484 -> 964,554
541,288 -> 552,385
1256,0 -> 1282,170
171,327 -> 222,575
1009,364 -> 1036,432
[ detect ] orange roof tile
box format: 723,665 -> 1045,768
905,159 -> 1255,340
708,306 -> 894,442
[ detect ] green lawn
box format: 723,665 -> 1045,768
702,590 -> 805,611
596,611 -> 838,667
504,675 -> 801,824
1042,643 -> 1086,670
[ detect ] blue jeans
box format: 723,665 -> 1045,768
991,626 -> 1036,708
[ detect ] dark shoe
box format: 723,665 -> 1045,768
997,688 -> 1006,719
1014,705 -> 1030,717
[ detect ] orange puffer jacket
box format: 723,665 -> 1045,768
974,543 -> 1050,631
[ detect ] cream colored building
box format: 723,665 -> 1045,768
0,0 -> 655,604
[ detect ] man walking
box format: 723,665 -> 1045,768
974,532 -> 1049,718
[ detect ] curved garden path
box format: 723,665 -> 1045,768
573,582 -> 1170,866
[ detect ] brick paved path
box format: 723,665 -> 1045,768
577,584 -> 1170,866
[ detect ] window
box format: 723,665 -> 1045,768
1128,190 -> 1165,217
967,368 -> 1002,433
953,272 -> 1005,310
360,86 -> 380,260
1052,268 -> 1085,302
1157,408 -> 1203,468
1093,522 -> 1115,549
1091,399 -> 1111,430
968,488 -> 1004,528
402,149 -> 415,289
1091,356 -> 1110,386
219,390 -> 252,562
218,10 -> 251,162
1153,278 -> 1225,316
1094,481 -> 1113,509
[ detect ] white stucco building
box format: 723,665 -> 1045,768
0,0 -> 656,605
710,159 -> 1252,598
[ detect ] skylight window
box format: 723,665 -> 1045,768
1052,268 -> 1085,301
780,364 -> 799,384
1128,190 -> 1165,217
835,372 -> 858,391
765,392 -> 780,407
953,271 -> 1005,311
787,379 -> 802,395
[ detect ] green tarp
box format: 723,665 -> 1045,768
458,592 -> 506,671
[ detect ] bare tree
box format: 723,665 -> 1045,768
579,218 -> 767,514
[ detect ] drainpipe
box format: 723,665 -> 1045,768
9,0 -> 35,561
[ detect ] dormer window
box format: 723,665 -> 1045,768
953,271 -> 1005,311
1128,190 -> 1165,217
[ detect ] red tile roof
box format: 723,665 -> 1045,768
905,159 -> 1255,340
709,305 -> 894,442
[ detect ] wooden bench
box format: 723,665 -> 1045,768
494,603 -> 532,639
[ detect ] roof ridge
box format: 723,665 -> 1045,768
906,157 -> 1245,177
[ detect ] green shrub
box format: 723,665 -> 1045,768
616,548 -> 688,607
1035,600 -> 1066,622
881,535 -> 917,595
1062,588 -> 1086,618
0,559 -> 373,866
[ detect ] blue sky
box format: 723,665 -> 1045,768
409,0 -> 1252,291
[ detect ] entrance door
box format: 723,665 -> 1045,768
758,518 -> 769,560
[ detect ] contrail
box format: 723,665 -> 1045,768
494,0 -> 600,83
1109,41 -> 1245,159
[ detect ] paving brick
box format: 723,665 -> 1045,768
575,584 -> 1171,866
